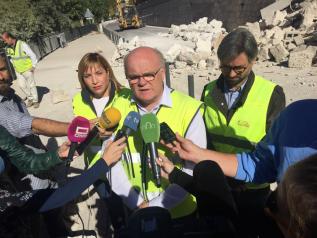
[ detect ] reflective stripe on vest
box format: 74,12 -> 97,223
8,40 -> 33,73
203,76 -> 276,189
112,89 -> 203,219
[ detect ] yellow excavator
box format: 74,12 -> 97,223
115,0 -> 143,30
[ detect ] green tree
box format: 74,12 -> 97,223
0,0 -> 38,40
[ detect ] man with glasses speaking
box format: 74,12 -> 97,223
110,46 -> 206,227
201,28 -> 285,237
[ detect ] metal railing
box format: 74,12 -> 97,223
103,26 -> 127,45
29,24 -> 98,60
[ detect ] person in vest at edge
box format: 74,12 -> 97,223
1,32 -> 40,108
158,99 -> 317,238
72,52 -> 127,231
110,47 -> 207,231
201,28 -> 285,237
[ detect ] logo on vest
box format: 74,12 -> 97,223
237,120 -> 250,128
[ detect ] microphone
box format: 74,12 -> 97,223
66,116 -> 90,164
140,113 -> 161,187
114,111 -> 141,141
76,107 -> 121,155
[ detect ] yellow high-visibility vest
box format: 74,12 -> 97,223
6,40 -> 33,73
203,76 -> 276,189
112,88 -> 204,219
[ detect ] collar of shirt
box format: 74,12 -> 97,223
131,82 -> 172,115
223,78 -> 248,110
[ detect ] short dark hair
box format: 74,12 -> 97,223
217,28 -> 258,64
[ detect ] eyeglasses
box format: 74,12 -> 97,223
127,68 -> 162,84
220,64 -> 248,75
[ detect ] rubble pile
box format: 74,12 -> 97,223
112,0 -> 317,79
249,0 -> 317,68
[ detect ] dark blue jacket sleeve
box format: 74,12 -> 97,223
39,159 -> 110,212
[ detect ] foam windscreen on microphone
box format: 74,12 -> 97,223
123,111 -> 141,131
99,107 -> 121,129
67,116 -> 90,143
140,113 -> 160,143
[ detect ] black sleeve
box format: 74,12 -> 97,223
169,167 -> 197,195
266,85 -> 286,132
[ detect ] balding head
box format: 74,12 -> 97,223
124,47 -> 165,76
124,47 -> 166,111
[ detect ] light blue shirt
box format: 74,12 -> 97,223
235,99 -> 317,183
223,79 -> 247,109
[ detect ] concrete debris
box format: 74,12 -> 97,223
112,0 -> 317,70
269,43 -> 289,63
174,61 -> 187,69
288,46 -> 317,68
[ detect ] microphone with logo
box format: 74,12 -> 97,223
140,113 -> 161,188
76,107 -> 121,155
114,111 -> 141,141
66,116 -> 90,165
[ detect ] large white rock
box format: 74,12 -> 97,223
271,10 -> 287,26
269,43 -> 289,63
175,60 -> 187,69
179,24 -> 188,32
178,50 -> 201,65
244,22 -> 261,42
195,38 -> 212,55
209,19 -> 223,30
198,60 -> 207,69
196,17 -> 208,26
165,44 -> 183,63
271,27 -> 285,45
288,47 -> 316,68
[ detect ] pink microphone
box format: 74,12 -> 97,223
66,116 -> 90,164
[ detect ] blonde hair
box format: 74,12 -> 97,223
77,52 -> 122,92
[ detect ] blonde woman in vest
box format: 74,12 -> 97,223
73,52 -> 125,167
1,32 -> 39,108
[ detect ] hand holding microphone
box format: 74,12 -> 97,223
66,116 -> 90,164
76,107 -> 121,155
140,113 -> 161,187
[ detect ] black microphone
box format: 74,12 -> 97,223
140,113 -> 161,187
66,116 -> 90,164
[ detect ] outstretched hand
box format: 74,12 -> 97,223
156,154 -> 175,180
58,141 -> 73,158
102,137 -> 126,166
161,133 -> 203,164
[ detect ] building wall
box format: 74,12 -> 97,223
137,0 -> 275,31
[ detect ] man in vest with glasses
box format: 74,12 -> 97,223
201,28 -> 285,237
110,46 -> 207,231
1,32 -> 39,108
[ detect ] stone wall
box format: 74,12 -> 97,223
137,0 -> 275,31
